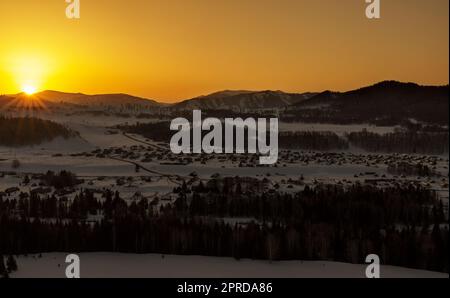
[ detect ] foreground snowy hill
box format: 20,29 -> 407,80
11,253 -> 448,278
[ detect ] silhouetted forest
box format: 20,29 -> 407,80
121,121 -> 448,154
120,121 -> 171,142
0,117 -> 74,147
347,131 -> 449,155
0,182 -> 447,272
279,132 -> 348,151
289,81 -> 449,126
40,170 -> 84,189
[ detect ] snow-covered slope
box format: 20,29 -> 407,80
11,253 -> 448,278
174,90 -> 316,110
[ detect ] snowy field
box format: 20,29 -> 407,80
11,253 -> 448,278
1,113 -> 449,278
0,154 -> 387,178
1,113 -> 448,203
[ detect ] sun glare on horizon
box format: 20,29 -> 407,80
22,85 -> 37,95
5,54 -> 49,97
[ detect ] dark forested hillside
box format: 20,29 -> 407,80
0,117 -> 75,147
290,81 -> 449,125
0,183 -> 447,272
174,90 -> 315,110
120,121 -> 448,154
347,130 -> 449,155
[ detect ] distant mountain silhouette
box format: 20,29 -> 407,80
196,90 -> 255,99
174,90 -> 316,110
2,81 -> 447,125
292,81 -> 449,125
18,90 -> 163,107
35,90 -> 85,102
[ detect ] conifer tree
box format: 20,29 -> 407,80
6,255 -> 18,273
0,255 -> 7,278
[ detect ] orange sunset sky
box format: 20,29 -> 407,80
0,0 -> 448,102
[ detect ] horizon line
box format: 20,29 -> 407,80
2,79 -> 449,105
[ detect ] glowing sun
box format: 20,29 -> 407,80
22,85 -> 37,95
